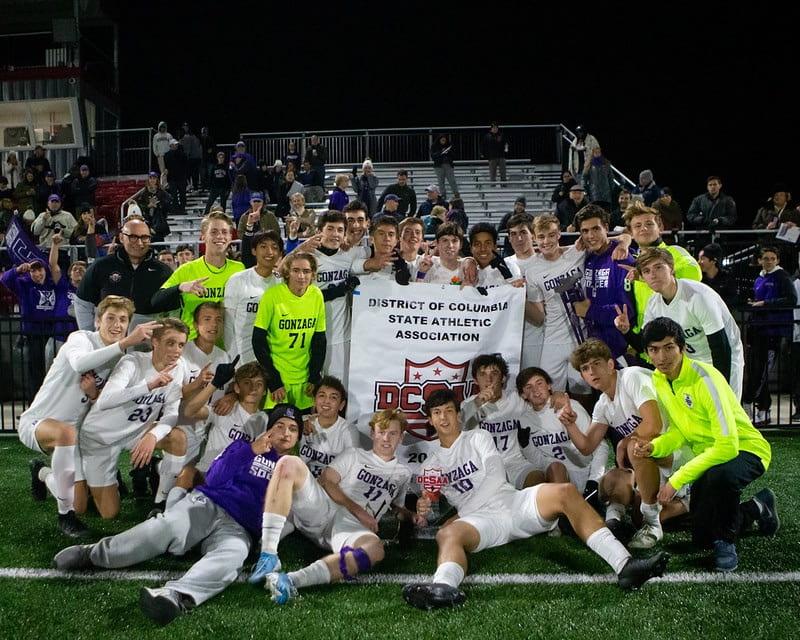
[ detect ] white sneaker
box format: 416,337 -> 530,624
754,410 -> 771,426
628,523 -> 663,550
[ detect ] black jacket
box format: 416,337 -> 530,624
686,192 -> 737,228
164,147 -> 189,182
551,179 -> 577,204
378,184 -> 417,217
304,144 -> 327,168
430,139 -> 455,167
482,130 -> 507,159
556,197 -> 589,230
76,247 -> 173,315
70,176 -> 97,207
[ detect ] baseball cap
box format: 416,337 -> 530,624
79,164 -> 89,171
29,259 -> 45,269
78,202 -> 92,213
659,187 -> 673,197
236,140 -> 246,148
425,184 -> 440,193
384,194 -> 400,202
148,171 -> 160,178
515,196 -> 527,205
249,192 -> 264,202
48,194 -> 61,203
267,404 -> 303,431
45,171 -> 53,178
569,184 -> 585,192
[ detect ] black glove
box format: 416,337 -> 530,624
476,286 -> 489,296
344,274 -> 360,292
517,425 -> 531,448
212,354 -> 240,389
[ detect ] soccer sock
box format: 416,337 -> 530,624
605,502 -> 625,522
51,445 -> 76,515
165,486 -> 188,511
586,527 -> 631,574
432,561 -> 465,588
154,453 -> 184,503
261,513 -> 286,554
289,559 -> 331,589
640,501 -> 663,527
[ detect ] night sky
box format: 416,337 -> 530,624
113,2 -> 792,220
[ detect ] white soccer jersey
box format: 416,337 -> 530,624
422,257 -> 465,285
298,415 -> 357,478
643,279 -> 744,373
527,400 -> 606,482
195,402 -> 261,472
315,247 -> 367,346
328,448 -> 411,520
422,429 -> 513,517
179,340 -> 231,426
461,391 -> 534,467
525,246 -> 586,344
81,351 -> 185,449
224,267 -> 281,363
397,436 -> 441,495
20,330 -> 124,426
592,366 -> 662,440
506,253 -> 545,364
477,264 -> 512,288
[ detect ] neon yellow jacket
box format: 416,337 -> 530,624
650,356 -> 771,491
632,241 -> 701,331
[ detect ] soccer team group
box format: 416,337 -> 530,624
19,199 -> 780,625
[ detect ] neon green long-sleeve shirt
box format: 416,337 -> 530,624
650,356 -> 771,491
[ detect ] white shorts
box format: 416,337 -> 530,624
177,424 -> 204,465
458,485 -> 558,553
323,341 -> 350,388
81,431 -> 142,487
18,415 -> 45,454
289,471 -> 337,547
504,454 -> 541,490
539,341 -> 589,393
565,464 -> 590,494
328,508 -> 380,553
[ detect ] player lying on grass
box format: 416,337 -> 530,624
53,404 -> 302,626
248,409 -> 424,603
25,296 -> 159,537
632,317 -> 778,572
402,389 -> 669,611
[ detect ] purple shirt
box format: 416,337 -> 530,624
583,240 -> 635,358
1,269 -> 73,337
196,439 -> 281,538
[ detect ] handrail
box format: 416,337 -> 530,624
239,124 -> 564,137
559,123 -> 635,189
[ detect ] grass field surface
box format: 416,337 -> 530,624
1,434 -> 798,640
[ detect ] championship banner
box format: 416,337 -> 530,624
348,280 -> 525,433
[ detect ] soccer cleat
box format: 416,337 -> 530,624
29,459 -> 47,501
53,544 -> 94,570
147,501 -> 166,520
266,572 -> 297,605
130,465 -> 150,500
617,551 -> 669,590
58,511 -> 90,538
402,582 -> 467,610
628,523 -> 663,550
139,587 -> 188,626
147,456 -> 162,498
753,488 -> 780,536
713,540 -> 738,572
247,552 -> 281,585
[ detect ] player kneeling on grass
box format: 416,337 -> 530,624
25,296 -> 158,537
249,409 -> 423,604
632,317 -> 778,572
53,404 -> 302,626
78,318 -> 190,520
402,389 -> 669,611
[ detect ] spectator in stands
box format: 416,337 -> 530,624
32,195 -> 76,248
255,160 -> 271,197
231,146 -> 259,190
482,122 -> 508,186
35,172 -> 61,213
430,133 -> 459,198
152,121 -> 172,175
158,249 -> 176,270
653,187 -> 683,231
176,244 -> 195,266
687,176 -> 737,229
377,193 -> 401,220
25,145 -> 52,178
416,184 -> 448,218
423,204 -> 447,235
568,125 -> 599,177
0,197 -> 13,234
633,169 -> 660,206
497,196 -> 528,256
696,243 -> 739,311
583,147 -> 615,208
75,216 -> 173,333
447,197 -> 469,233
609,188 -> 631,230
752,185 -> 796,230
743,246 -> 797,426
0,176 -> 12,201
70,165 -> 98,208
136,171 -> 171,242
284,141 -> 301,173
378,170 -> 417,217
551,170 -> 577,205
328,174 -> 350,211
4,152 -> 20,188
14,168 -> 38,214
343,200 -> 370,250
276,170 -> 303,219
300,160 -> 326,203
73,204 -> 111,260
265,160 -> 285,204
59,164 -> 80,212
557,184 -> 589,231
287,193 -> 317,238
205,152 -> 232,215
352,160 -> 379,215
230,174 -> 252,224
304,134 -> 327,186
199,126 -> 215,189
179,124 -> 203,192
237,193 -> 280,239
164,140 -> 188,214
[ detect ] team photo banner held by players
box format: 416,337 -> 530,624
348,280 -> 525,432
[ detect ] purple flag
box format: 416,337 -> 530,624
3,215 -> 47,267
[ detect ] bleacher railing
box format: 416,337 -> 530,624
91,128 -> 154,177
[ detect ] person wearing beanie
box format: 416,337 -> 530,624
633,169 -> 660,206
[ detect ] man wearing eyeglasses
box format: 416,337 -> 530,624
74,216 -> 173,335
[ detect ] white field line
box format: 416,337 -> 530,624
1,567 -> 799,585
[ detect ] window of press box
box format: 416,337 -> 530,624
0,98 -> 83,150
